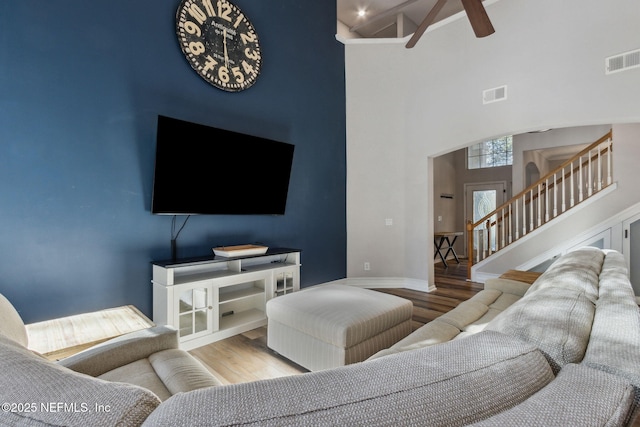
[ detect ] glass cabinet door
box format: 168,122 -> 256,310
178,287 -> 211,338
274,270 -> 298,298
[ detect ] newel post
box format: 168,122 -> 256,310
486,219 -> 492,255
467,220 -> 474,279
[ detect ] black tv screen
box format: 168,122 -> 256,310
152,115 -> 294,215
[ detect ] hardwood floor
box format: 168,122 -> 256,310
188,259 -> 481,383
189,327 -> 306,384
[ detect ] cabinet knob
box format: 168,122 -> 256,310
208,306 -> 213,310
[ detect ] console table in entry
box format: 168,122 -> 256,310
434,231 -> 463,268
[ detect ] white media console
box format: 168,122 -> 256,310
151,248 -> 300,350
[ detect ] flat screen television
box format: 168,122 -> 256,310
152,115 -> 295,215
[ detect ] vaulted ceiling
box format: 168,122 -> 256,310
337,0 -> 488,39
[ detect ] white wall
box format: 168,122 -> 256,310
433,152 -> 456,234
344,0 -> 640,287
345,43 -> 407,278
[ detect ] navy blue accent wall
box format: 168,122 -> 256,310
0,1 -> 346,322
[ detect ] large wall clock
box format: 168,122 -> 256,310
176,0 -> 262,92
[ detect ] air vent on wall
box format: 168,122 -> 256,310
606,49 -> 640,74
482,85 -> 507,104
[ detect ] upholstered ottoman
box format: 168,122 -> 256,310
266,284 -> 413,371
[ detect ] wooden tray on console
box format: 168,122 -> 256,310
212,244 -> 268,257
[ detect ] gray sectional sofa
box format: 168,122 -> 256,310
1,247 -> 640,426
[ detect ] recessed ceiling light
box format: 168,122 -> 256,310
357,9 -> 366,17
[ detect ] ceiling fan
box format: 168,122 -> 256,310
406,0 -> 494,48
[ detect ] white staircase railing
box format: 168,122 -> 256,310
466,130 -> 613,277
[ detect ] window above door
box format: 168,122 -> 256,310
467,135 -> 513,169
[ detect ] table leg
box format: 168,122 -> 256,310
443,236 -> 461,264
434,236 -> 448,268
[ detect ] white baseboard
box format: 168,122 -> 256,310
321,277 -> 435,293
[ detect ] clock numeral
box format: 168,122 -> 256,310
218,66 -> 230,83
183,21 -> 201,37
216,65 -> 246,85
241,60 -> 254,75
189,41 -> 206,55
240,32 -> 256,45
244,48 -> 260,61
231,67 -> 244,83
233,13 -> 244,29
187,4 -> 207,25
203,55 -> 218,73
201,0 -> 216,17
217,1 -> 232,22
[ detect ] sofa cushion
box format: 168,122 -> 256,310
584,253 -> 640,387
486,286 -> 595,372
0,334 -> 160,426
459,307 -> 504,334
143,331 -> 555,426
584,251 -> 640,390
459,286 -> 524,331
367,319 -> 461,359
436,299 -> 489,330
148,349 -> 222,394
525,246 -> 603,303
99,358 -> 173,402
99,349 -> 222,401
488,292 -> 522,311
470,364 -> 636,427
467,288 -> 503,305
0,292 -> 28,347
59,325 -> 180,377
484,277 -> 532,296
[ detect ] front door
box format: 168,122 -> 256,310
464,181 -> 507,258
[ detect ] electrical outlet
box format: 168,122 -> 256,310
364,262 -> 370,271
438,215 -> 442,222
385,218 -> 393,226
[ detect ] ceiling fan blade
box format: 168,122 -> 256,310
460,0 -> 495,38
406,0 -> 449,49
